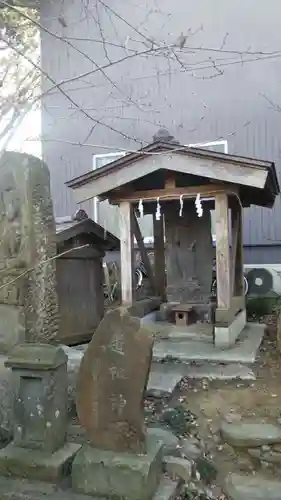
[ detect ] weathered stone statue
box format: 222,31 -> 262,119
0,151 -> 59,352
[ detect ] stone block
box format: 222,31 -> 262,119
249,447 -> 281,464
163,456 -> 192,483
0,151 -> 58,347
262,450 -> 281,464
223,472 -> 281,500
0,441 -> 80,482
6,344 -> 68,453
72,434 -> 163,500
220,421 -> 281,447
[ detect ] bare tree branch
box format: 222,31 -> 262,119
0,32 -> 144,144
0,0 -> 279,159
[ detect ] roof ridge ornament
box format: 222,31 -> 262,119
152,128 -> 180,144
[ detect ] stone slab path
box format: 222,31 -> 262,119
224,473 -> 281,500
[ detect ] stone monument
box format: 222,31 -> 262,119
72,307 -> 163,500
0,151 -> 58,352
0,344 -> 80,482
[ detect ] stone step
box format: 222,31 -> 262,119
147,361 -> 256,397
153,323 -> 264,365
223,473 -> 281,500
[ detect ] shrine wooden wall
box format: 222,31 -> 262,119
165,201 -> 213,304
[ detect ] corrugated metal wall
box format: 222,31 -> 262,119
40,0 -> 281,261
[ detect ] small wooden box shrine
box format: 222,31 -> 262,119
55,215 -> 119,344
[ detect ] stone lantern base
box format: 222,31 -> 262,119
0,442 -> 81,483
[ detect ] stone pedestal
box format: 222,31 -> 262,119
72,434 -> 163,500
0,442 -> 79,483
0,344 -> 80,482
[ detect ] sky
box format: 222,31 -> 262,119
5,109 -> 41,158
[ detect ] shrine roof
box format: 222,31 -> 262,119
67,134 -> 279,209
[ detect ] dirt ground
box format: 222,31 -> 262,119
177,333 -> 281,484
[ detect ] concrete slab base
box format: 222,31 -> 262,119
0,475 -> 180,500
0,442 -> 81,483
153,323 -> 264,364
72,434 -> 163,500
215,309 -> 247,349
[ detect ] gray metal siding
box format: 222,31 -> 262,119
40,0 -> 281,256
244,246 -> 281,265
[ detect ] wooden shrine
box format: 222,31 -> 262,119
67,130 -> 279,348
55,214 -> 119,344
